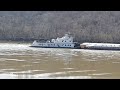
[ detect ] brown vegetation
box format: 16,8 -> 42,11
0,11 -> 120,43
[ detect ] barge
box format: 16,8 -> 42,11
80,43 -> 120,50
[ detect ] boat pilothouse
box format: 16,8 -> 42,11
31,34 -> 79,48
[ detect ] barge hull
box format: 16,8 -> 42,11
83,48 -> 120,51
80,43 -> 120,51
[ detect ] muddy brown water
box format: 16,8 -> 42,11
0,41 -> 120,79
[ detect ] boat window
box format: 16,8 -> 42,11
70,45 -> 71,46
65,41 -> 66,42
65,45 -> 66,46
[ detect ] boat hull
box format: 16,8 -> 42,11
31,40 -> 76,48
30,46 -> 77,49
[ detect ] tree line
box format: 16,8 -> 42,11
0,11 -> 120,43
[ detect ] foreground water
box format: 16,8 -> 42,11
0,41 -> 120,79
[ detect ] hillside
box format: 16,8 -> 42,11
0,11 -> 120,43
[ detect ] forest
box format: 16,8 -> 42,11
0,11 -> 120,43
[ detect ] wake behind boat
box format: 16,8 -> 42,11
30,34 -> 80,48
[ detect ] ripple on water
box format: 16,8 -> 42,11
0,58 -> 25,62
0,73 -> 92,79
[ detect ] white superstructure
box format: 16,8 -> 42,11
31,34 -> 76,48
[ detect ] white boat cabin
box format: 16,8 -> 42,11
31,34 -> 75,48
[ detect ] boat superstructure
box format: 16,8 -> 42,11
31,34 -> 79,48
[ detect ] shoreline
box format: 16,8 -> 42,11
0,40 -> 32,44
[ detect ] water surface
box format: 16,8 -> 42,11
0,41 -> 120,79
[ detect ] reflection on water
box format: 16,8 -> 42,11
0,41 -> 120,79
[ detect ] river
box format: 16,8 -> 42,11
0,41 -> 120,79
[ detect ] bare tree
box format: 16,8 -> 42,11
0,11 -> 120,43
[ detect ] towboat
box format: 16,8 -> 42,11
30,34 -> 80,48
